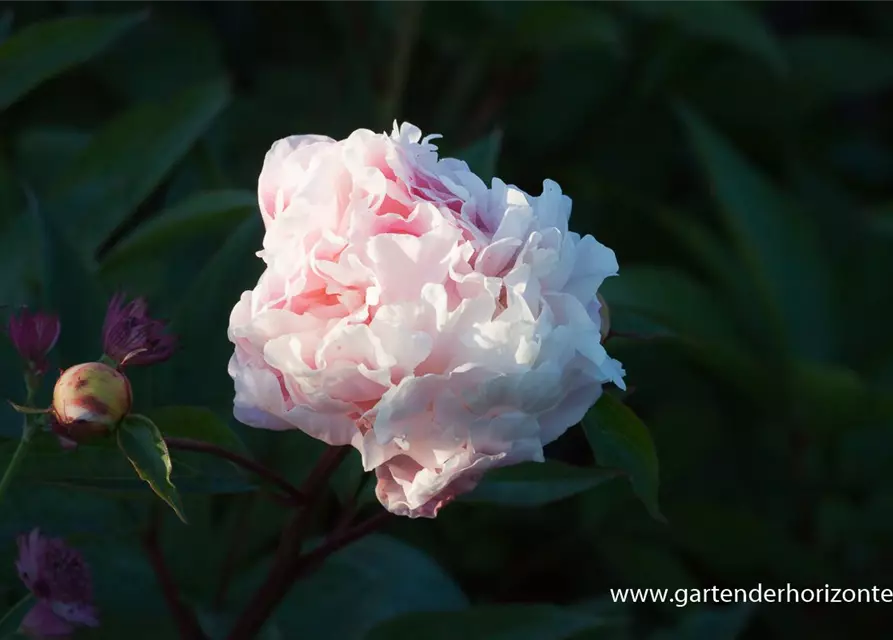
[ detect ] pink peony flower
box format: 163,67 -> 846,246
6,308 -> 60,375
102,293 -> 176,367
15,528 -> 99,638
228,122 -> 625,518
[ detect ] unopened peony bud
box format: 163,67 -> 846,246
6,307 -> 60,375
51,362 -> 132,442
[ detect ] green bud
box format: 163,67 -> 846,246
51,362 -> 132,442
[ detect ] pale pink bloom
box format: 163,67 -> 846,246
16,529 -> 99,638
228,122 -> 625,517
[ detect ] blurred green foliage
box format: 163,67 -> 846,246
1,1 -> 893,638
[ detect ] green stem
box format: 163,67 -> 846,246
0,592 -> 35,635
0,402 -> 39,506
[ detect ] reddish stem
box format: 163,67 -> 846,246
164,437 -> 306,506
225,446 -> 356,640
142,506 -> 207,640
225,509 -> 390,640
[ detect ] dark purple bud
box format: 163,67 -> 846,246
101,293 -> 176,367
6,308 -> 61,375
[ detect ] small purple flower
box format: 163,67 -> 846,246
6,308 -> 61,375
101,293 -> 176,367
16,528 -> 99,638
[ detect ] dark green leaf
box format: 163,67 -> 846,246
329,447 -> 369,506
668,503 -> 836,584
0,181 -> 34,311
652,604 -> 755,640
367,604 -> 606,640
147,405 -> 250,457
514,4 -> 624,57
869,202 -> 893,238
116,414 -> 187,522
787,35 -> 893,97
101,189 -> 256,273
583,393 -> 663,522
462,460 -> 618,507
0,11 -> 12,45
676,104 -> 832,361
625,1 -> 785,74
600,265 -> 739,344
597,539 -> 697,594
77,537 -> 180,639
456,129 -> 502,183
197,610 -> 283,640
234,535 -> 468,640
33,183 -> 106,365
46,79 -> 230,253
790,361 -> 893,430
159,215 -> 263,410
12,128 -> 92,196
0,13 -> 144,111
89,16 -> 226,103
0,484 -> 132,541
0,594 -> 32,638
0,432 -> 256,495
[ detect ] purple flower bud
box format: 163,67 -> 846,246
16,528 -> 99,637
6,308 -> 61,375
101,293 -> 176,367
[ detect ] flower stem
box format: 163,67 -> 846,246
0,414 -> 39,507
142,503 -> 208,640
0,591 -> 35,631
225,446 -> 353,640
225,509 -> 389,640
164,437 -> 307,506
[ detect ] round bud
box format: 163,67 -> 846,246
52,362 -> 132,442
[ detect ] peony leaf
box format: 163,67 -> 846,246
514,3 -> 624,57
582,393 -> 664,522
0,432 -> 257,495
31,182 -> 107,365
462,460 -> 619,507
13,128 -> 92,196
0,13 -> 145,111
787,34 -> 893,99
652,603 -> 755,640
599,265 -> 739,344
366,604 -> 607,640
146,405 -> 250,457
676,104 -> 833,362
159,215 -> 263,410
233,534 -> 469,640
0,593 -> 33,638
624,1 -> 785,75
100,189 -> 257,273
44,79 -> 230,255
116,413 -> 187,523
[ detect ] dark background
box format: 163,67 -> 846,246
1,1 -> 893,639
